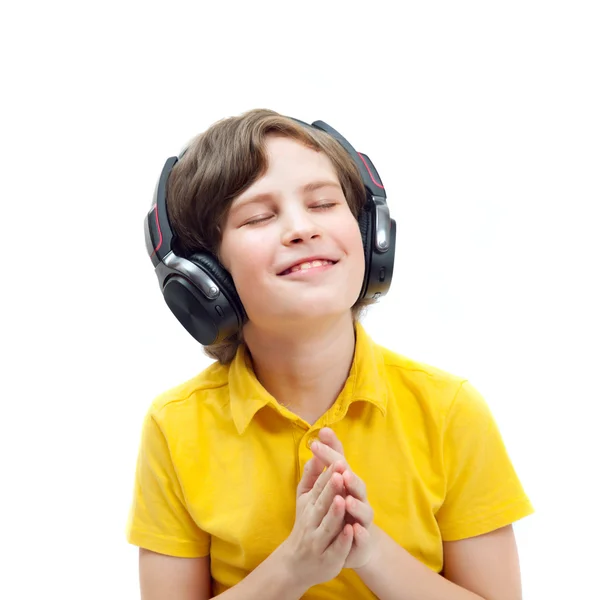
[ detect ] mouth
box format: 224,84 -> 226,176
278,258 -> 338,276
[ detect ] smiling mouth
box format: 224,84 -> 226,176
278,259 -> 337,276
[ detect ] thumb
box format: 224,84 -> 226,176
296,456 -> 327,497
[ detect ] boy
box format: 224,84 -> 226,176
127,108 -> 533,599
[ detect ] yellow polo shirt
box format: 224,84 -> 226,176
126,323 -> 533,598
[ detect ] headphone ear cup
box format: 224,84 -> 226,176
188,252 -> 247,326
161,252 -> 246,346
358,208 -> 373,299
187,252 -> 246,323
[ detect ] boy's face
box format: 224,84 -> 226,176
219,134 -> 365,330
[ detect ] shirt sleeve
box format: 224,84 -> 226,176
125,407 -> 211,557
435,380 -> 534,541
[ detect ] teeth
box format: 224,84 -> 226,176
290,260 -> 333,273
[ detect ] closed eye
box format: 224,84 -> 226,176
243,215 -> 273,226
243,203 -> 336,226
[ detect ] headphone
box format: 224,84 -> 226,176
144,117 -> 396,346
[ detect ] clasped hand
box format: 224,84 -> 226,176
279,426 -> 375,589
308,427 -> 375,569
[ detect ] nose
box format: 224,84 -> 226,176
280,207 -> 321,246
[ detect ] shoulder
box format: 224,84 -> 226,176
376,342 -> 468,415
374,342 -> 503,444
370,339 -> 492,433
147,360 -> 231,426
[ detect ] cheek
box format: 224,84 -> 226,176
226,240 -> 270,292
346,222 -> 366,271
346,225 -> 367,296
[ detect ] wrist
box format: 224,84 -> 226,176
272,542 -> 311,596
354,524 -> 384,578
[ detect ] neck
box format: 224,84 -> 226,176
242,313 -> 357,425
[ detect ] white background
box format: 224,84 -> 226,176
1,1 -> 598,598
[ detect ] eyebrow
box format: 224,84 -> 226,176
232,180 -> 342,211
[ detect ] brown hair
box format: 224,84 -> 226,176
167,108 -> 377,364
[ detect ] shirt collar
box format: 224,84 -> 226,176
229,322 -> 388,434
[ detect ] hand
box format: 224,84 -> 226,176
277,456 -> 354,589
310,428 -> 376,570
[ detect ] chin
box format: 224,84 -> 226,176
242,281 -> 362,327
268,299 -> 356,326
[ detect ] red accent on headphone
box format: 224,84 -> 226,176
358,152 -> 384,189
150,205 -> 163,259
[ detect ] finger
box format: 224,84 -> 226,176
310,471 -> 345,526
311,440 -> 348,470
325,522 -> 354,559
342,469 -> 367,502
345,495 -> 374,527
306,462 -> 336,503
318,427 -> 345,456
313,494 -> 346,553
297,456 -> 327,497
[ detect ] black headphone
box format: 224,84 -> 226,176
144,117 -> 396,346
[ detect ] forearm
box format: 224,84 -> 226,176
354,525 -> 486,600
212,545 -> 308,600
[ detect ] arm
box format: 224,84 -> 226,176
139,547 -> 308,600
354,524 -> 522,600
138,459 -> 355,599
139,550 -> 211,600
443,525 -> 522,599
311,425 -> 528,600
